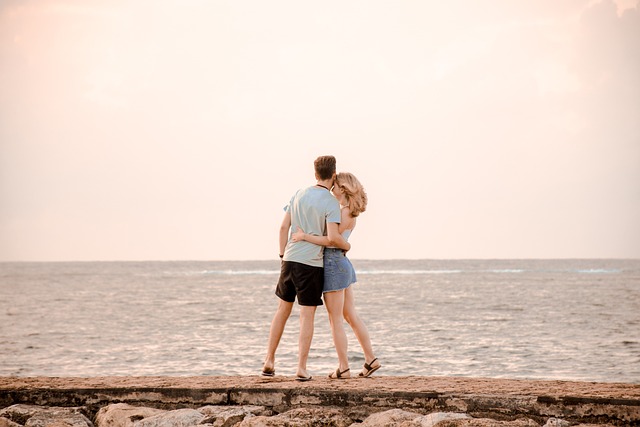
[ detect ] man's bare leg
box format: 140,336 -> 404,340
263,299 -> 293,374
296,305 -> 317,378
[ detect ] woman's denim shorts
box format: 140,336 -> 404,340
323,247 -> 357,293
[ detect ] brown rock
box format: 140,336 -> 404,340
430,418 -> 539,427
0,405 -> 41,425
198,406 -> 270,427
132,409 -> 204,427
358,409 -> 423,426
0,418 -> 22,427
238,407 -> 352,427
24,411 -> 92,427
358,410 -> 540,427
541,419 -> 569,427
95,404 -> 166,427
0,405 -> 91,427
414,412 -> 471,426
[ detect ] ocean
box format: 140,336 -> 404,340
1,259 -> 639,383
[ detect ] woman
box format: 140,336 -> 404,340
291,172 -> 381,379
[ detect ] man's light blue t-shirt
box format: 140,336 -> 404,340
283,186 -> 341,267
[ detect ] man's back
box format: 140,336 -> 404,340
283,186 -> 340,267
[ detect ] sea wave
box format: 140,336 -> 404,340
576,269 -> 621,274
200,269 -> 465,276
358,269 -> 462,275
196,267 -> 624,276
202,270 -> 280,275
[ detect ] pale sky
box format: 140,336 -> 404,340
1,0 -> 639,261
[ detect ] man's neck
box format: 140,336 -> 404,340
316,179 -> 333,190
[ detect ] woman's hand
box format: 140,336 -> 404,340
290,226 -> 306,242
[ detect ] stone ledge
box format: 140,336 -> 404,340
1,376 -> 638,425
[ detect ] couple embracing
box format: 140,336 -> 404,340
261,155 -> 381,381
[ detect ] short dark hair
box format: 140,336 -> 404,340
314,155 -> 336,181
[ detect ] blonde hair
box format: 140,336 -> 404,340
335,172 -> 367,217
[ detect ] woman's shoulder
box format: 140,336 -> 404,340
340,206 -> 353,216
340,207 -> 356,229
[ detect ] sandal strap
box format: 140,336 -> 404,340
334,368 -> 350,378
364,358 -> 378,370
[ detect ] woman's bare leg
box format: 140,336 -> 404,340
343,285 -> 380,375
324,290 -> 350,377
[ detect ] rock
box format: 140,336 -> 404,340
414,412 -> 471,426
0,418 -> 22,427
356,410 -> 532,427
133,409 -> 204,427
358,409 -> 423,426
198,406 -> 269,427
0,405 -> 91,427
572,425 -> 617,427
429,418 -> 539,426
0,405 -> 42,425
542,419 -> 569,427
95,404 -> 166,427
238,407 -> 352,427
24,411 -> 93,427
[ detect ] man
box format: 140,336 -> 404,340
262,155 -> 351,381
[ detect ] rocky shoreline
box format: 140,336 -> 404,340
1,376 -> 638,426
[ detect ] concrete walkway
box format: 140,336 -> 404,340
1,376 -> 639,425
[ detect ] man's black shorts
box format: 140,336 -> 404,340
275,261 -> 324,306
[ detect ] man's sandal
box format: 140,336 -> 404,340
261,367 -> 275,377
